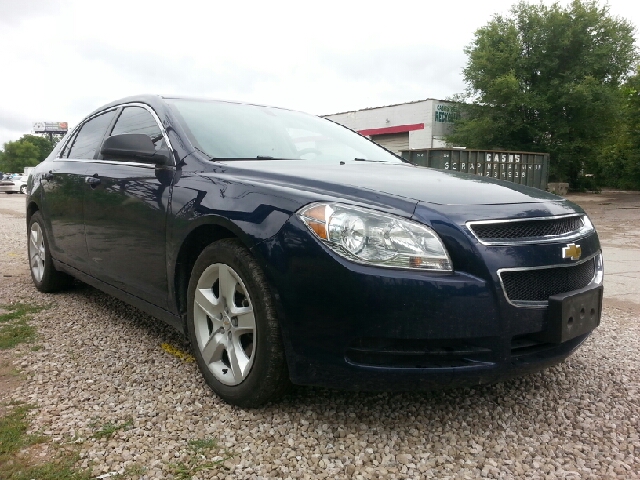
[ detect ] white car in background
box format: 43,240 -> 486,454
0,174 -> 29,194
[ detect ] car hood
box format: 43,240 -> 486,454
213,159 -> 561,206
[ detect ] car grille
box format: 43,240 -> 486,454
345,337 -> 494,368
469,216 -> 584,242
500,258 -> 596,302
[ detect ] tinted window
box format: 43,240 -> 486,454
59,131 -> 77,158
111,106 -> 164,150
166,99 -> 401,163
68,110 -> 117,159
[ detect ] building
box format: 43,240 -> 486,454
324,99 -> 459,155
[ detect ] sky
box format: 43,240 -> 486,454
1,0 -> 639,148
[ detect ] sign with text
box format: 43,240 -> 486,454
434,104 -> 460,123
33,122 -> 68,134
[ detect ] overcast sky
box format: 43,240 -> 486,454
1,0 -> 639,147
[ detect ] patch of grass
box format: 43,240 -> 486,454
91,418 -> 133,439
8,454 -> 93,480
188,438 -> 218,451
0,304 -> 45,323
0,303 -> 47,350
168,437 -> 234,480
0,320 -> 37,349
0,403 -> 44,455
0,402 -> 92,480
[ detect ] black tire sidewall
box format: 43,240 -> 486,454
186,239 -> 287,407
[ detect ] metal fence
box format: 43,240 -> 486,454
401,149 -> 550,191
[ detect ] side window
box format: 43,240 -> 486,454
110,106 -> 165,151
68,110 -> 117,159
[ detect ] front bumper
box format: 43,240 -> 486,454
0,184 -> 20,193
253,217 -> 603,390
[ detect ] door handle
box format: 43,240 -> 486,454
85,175 -> 101,187
43,171 -> 54,181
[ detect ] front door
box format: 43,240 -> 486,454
83,105 -> 174,308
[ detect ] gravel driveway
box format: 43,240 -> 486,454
1,193 -> 639,479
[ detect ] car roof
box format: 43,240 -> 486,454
88,94 -> 297,119
87,94 -> 167,118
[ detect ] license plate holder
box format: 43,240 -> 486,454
534,286 -> 603,344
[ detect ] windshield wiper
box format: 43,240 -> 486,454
354,158 -> 385,163
256,155 -> 276,159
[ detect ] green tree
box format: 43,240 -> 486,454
598,68 -> 640,189
447,0 -> 637,187
21,134 -> 54,162
0,134 -> 54,173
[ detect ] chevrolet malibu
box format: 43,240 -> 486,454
26,95 -> 603,407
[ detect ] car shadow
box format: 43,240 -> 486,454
61,279 -> 596,433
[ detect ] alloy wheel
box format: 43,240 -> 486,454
193,263 -> 256,386
29,222 -> 46,282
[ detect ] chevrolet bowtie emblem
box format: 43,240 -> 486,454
562,243 -> 582,260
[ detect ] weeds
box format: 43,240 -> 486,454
91,418 -> 134,439
168,437 -> 234,479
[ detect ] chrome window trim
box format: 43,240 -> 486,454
55,106 -> 120,161
497,252 -> 603,308
55,102 -> 175,165
58,158 -> 161,170
466,213 -> 593,246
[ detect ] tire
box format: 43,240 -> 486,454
20,185 -> 27,194
28,211 -> 74,292
187,239 -> 290,407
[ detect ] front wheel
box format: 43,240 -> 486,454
28,212 -> 74,292
187,239 -> 290,408
20,185 -> 27,194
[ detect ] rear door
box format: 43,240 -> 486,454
83,105 -> 174,308
40,109 -> 117,272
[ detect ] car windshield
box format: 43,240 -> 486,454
166,98 -> 403,163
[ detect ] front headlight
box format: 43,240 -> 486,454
582,214 -> 594,233
297,203 -> 453,271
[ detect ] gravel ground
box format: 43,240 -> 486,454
1,194 -> 639,479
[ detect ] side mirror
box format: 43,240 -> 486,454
101,134 -> 173,166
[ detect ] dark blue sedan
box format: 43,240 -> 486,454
26,95 -> 603,407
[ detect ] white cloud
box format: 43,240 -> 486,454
0,0 -> 638,147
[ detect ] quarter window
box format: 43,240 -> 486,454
68,110 -> 117,159
59,131 -> 77,158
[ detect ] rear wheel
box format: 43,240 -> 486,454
28,212 -> 74,292
19,185 -> 27,194
187,239 -> 290,407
